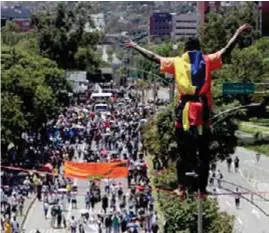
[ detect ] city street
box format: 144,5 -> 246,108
23,177 -> 128,233
2,2 -> 269,233
22,142 -> 129,233
211,147 -> 269,233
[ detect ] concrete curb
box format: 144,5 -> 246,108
20,195 -> 37,230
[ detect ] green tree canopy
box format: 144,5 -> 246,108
1,46 -> 71,145
201,2 -> 260,54
31,2 -> 103,72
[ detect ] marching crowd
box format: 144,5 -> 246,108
1,84 -> 163,233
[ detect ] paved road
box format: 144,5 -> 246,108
23,177 -> 128,233
210,147 -> 269,233
23,141 -> 129,233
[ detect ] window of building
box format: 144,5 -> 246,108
175,32 -> 196,36
176,26 -> 196,29
176,20 -> 196,23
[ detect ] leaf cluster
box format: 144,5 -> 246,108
1,46 -> 70,145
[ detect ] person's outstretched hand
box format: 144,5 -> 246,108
236,24 -> 252,35
123,39 -> 137,49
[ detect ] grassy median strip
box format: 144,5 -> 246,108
244,144 -> 269,157
239,121 -> 269,136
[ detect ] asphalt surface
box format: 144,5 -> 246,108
211,147 -> 269,233
23,140 -> 128,233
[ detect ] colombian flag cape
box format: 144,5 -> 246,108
64,160 -> 128,179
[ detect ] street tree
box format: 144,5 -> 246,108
1,45 -> 71,149
31,2 -> 103,70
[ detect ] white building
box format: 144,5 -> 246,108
85,13 -> 105,32
65,71 -> 88,94
171,13 -> 199,40
91,13 -> 105,31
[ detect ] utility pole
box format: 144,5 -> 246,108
169,44 -> 178,103
186,172 -> 202,233
197,188 -> 203,233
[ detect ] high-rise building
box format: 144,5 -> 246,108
197,1 -> 221,26
171,13 -> 199,40
148,12 -> 173,42
260,1 -> 269,36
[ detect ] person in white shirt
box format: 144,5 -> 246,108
11,216 -> 19,233
23,177 -> 31,197
69,216 -> 77,233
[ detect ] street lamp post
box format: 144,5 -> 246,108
186,171 -> 202,233
169,44 -> 178,102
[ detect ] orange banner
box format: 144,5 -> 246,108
64,161 -> 128,179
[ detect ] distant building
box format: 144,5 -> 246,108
197,1 -> 221,27
171,13 -> 199,40
260,1 -> 269,36
12,18 -> 31,32
65,71 -> 89,94
1,5 -> 32,32
85,13 -> 105,32
148,12 -> 173,42
92,13 -> 105,31
88,68 -> 113,83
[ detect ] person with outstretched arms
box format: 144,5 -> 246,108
123,24 -> 251,194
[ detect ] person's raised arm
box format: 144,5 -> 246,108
124,39 -> 162,64
219,24 -> 252,59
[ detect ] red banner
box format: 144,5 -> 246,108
64,161 -> 128,179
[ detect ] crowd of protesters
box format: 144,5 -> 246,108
1,83 -> 165,233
